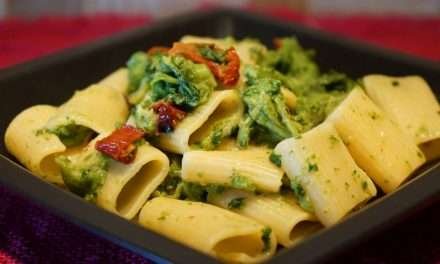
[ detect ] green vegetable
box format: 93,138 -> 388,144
153,154 -> 183,198
55,152 -> 109,202
181,182 -> 206,201
269,151 -> 282,167
228,197 -> 246,209
48,121 -> 93,147
261,227 -> 272,253
236,115 -> 254,149
130,101 -> 158,134
230,172 -> 257,192
149,55 -> 216,110
290,178 -> 314,213
198,45 -> 226,63
127,52 -> 162,94
196,115 -> 240,150
242,77 -> 291,141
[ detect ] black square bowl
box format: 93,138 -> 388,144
0,8 -> 439,264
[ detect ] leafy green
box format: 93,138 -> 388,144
236,115 -> 254,149
196,115 -> 240,150
239,69 -> 302,146
230,172 -> 257,192
48,121 -> 93,147
269,151 -> 282,167
149,55 -> 216,110
55,152 -> 109,202
227,197 -> 246,209
198,45 -> 226,63
261,227 -> 272,252
127,52 -> 162,94
290,178 -> 314,213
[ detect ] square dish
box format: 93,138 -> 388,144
0,8 -> 439,264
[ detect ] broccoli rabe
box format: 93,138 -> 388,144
196,114 -> 241,150
55,151 -> 109,202
290,177 -> 314,213
239,70 -> 302,147
47,121 -> 93,147
149,55 -> 216,110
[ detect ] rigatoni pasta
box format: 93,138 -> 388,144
139,197 -> 277,263
209,190 -> 320,247
363,75 -> 440,160
96,142 -> 169,219
327,88 -> 426,193
275,122 -> 377,226
181,149 -> 283,193
45,84 -> 128,136
5,105 -> 67,184
156,90 -> 243,153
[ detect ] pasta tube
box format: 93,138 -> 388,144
363,75 -> 440,160
4,105 -> 66,184
182,149 -> 283,193
327,88 -> 426,193
98,68 -> 129,95
96,142 -> 169,219
156,90 -> 243,153
275,122 -> 377,227
45,84 -> 128,136
210,190 -> 321,247
139,197 -> 277,263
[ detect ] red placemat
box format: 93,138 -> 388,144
0,7 -> 439,264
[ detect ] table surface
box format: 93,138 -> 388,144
1,6 -> 440,264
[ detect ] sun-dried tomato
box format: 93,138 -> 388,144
147,46 -> 170,55
95,125 -> 145,164
273,38 -> 283,49
152,101 -> 186,133
168,42 -> 240,87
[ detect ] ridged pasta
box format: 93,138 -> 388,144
156,90 -> 243,153
275,122 -> 377,226
327,88 -> 426,193
210,190 -> 321,247
182,149 -> 283,193
139,197 -> 277,263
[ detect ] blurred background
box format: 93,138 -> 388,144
1,0 -> 440,17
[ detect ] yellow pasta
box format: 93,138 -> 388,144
98,68 -> 129,95
45,84 -> 129,135
327,88 -> 426,193
156,90 -> 243,153
96,142 -> 169,219
182,149 -> 283,193
210,190 -> 321,247
139,197 -> 277,263
4,105 -> 66,184
363,75 -> 440,160
275,122 -> 377,227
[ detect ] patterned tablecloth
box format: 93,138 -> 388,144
0,6 -> 439,264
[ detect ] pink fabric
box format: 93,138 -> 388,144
0,8 -> 439,264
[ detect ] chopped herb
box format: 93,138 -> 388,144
306,154 -> 319,173
368,111 -> 380,120
361,181 -> 368,190
290,178 -> 314,212
158,211 -> 169,221
344,182 -> 350,189
416,125 -> 428,137
391,80 -> 399,87
197,172 -> 204,178
269,151 -> 282,167
329,134 -> 339,146
261,227 -> 272,253
228,197 -> 246,209
230,173 -> 257,192
417,151 -> 424,159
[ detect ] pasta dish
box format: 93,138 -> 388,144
4,35 -> 440,263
